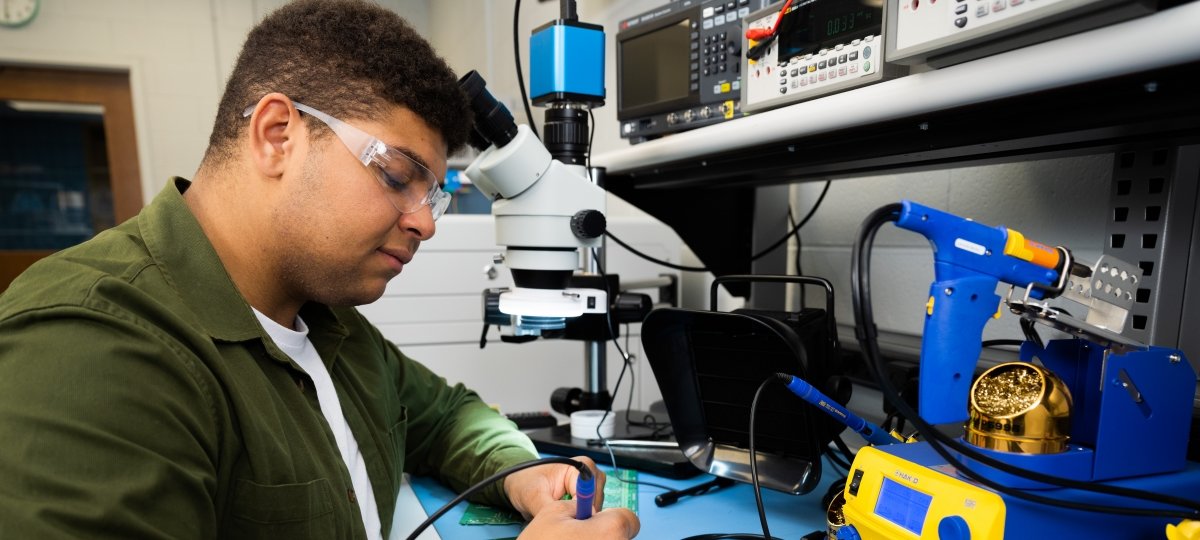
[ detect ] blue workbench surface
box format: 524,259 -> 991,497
407,462 -> 836,539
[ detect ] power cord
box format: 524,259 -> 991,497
604,180 -> 832,273
748,374 -> 789,540
981,339 -> 1025,349
618,336 -> 673,438
749,180 -> 831,263
825,437 -> 853,472
748,373 -> 832,540
587,108 -> 596,170
589,247 -> 683,494
513,0 -> 539,140
788,207 -> 804,306
850,203 -> 1200,519
1020,316 -> 1044,349
604,232 -> 709,272
403,457 -> 593,540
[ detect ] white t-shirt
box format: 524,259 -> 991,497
253,308 -> 382,540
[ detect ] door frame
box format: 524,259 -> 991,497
0,64 -> 145,289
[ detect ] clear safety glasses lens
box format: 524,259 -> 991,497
368,146 -> 450,220
246,101 -> 452,220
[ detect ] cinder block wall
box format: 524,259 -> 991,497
791,154 -> 1112,349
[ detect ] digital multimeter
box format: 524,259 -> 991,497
885,0 -> 1160,67
741,0 -> 905,114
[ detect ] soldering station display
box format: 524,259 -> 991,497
741,0 -> 904,114
873,478 -> 933,535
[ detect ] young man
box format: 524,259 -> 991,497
0,1 -> 639,538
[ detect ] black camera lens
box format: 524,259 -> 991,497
459,70 -> 518,150
543,106 -> 589,165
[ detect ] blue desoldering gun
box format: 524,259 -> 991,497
894,200 -> 1065,425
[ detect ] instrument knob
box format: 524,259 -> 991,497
836,524 -> 862,540
938,516 -> 972,540
570,210 -> 606,240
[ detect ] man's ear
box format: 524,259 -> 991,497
244,93 -> 305,179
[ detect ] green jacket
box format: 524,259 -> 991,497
0,178 -> 538,539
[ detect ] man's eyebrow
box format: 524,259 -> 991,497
388,143 -> 435,174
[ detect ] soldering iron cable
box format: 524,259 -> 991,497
747,371 -> 900,540
403,457 -> 594,540
512,0 -> 539,140
851,203 -> 1200,519
776,373 -> 902,447
588,247 -> 687,494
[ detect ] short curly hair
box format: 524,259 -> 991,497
204,0 -> 471,164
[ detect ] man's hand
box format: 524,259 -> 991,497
503,456 -> 607,519
519,500 -> 640,539
502,456 -> 640,538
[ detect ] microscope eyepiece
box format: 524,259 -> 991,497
459,70 -> 519,150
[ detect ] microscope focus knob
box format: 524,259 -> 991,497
570,210 -> 606,239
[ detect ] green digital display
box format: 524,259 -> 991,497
778,0 -> 880,58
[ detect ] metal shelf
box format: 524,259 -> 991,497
591,2 -> 1200,304
594,0 -> 1200,181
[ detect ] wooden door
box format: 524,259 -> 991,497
0,66 -> 143,290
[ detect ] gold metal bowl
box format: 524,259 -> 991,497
826,490 -> 846,540
966,362 -> 1072,454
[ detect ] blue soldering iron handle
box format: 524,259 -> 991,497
574,475 -> 595,520
782,376 -> 901,446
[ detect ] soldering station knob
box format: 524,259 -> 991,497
570,210 -> 606,239
967,362 -> 1073,454
938,516 -> 972,540
835,524 -> 862,540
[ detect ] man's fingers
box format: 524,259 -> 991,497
545,499 -> 577,516
521,501 -> 640,539
568,455 -> 606,510
592,466 -> 607,510
593,507 -> 640,538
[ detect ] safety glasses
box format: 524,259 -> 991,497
242,101 -> 451,220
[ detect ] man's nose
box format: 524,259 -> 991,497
399,203 -> 436,240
